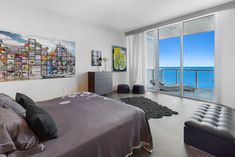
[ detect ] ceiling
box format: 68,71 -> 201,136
158,15 -> 215,39
1,0 -> 233,33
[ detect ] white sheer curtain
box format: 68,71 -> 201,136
127,32 -> 146,87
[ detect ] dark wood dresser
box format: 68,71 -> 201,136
88,72 -> 113,95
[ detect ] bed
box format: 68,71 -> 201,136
30,92 -> 153,157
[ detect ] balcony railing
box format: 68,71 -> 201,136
159,67 -> 214,90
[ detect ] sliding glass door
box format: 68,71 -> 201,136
145,15 -> 215,102
146,31 -> 156,90
158,24 -> 181,96
183,16 -> 215,101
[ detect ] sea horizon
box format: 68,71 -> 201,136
159,66 -> 214,68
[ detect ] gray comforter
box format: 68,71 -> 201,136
32,92 -> 153,157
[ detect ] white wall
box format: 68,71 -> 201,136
0,1 -> 127,101
216,9 -> 235,108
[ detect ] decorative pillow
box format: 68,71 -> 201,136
15,93 -> 35,109
0,93 -> 25,116
0,107 -> 45,155
26,105 -> 58,140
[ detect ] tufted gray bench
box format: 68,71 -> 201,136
184,104 -> 235,157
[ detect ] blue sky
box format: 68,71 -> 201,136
159,31 -> 214,67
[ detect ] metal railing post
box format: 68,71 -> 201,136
195,70 -> 198,90
176,69 -> 178,85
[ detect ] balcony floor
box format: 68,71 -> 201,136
147,87 -> 215,102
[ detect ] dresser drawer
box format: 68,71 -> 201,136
95,72 -> 112,80
95,79 -> 112,86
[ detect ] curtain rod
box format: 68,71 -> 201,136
125,1 -> 235,36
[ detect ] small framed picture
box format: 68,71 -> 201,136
91,50 -> 102,66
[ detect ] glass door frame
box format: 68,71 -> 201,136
146,14 -> 217,103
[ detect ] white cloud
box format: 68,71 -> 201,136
0,33 -> 23,46
0,33 -> 75,55
0,34 -> 11,40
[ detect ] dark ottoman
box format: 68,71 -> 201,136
117,84 -> 130,94
133,85 -> 145,94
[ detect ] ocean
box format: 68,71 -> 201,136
159,67 -> 214,90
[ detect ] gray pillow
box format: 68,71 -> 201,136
0,93 -> 26,116
0,107 -> 45,156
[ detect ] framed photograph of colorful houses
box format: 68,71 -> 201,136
0,30 -> 76,81
112,46 -> 127,72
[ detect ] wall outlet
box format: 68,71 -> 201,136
63,87 -> 76,94
63,88 -> 68,93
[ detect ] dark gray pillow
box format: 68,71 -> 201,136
15,93 -> 35,109
26,105 -> 58,140
0,93 -> 26,116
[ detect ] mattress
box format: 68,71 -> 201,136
32,92 -> 153,157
